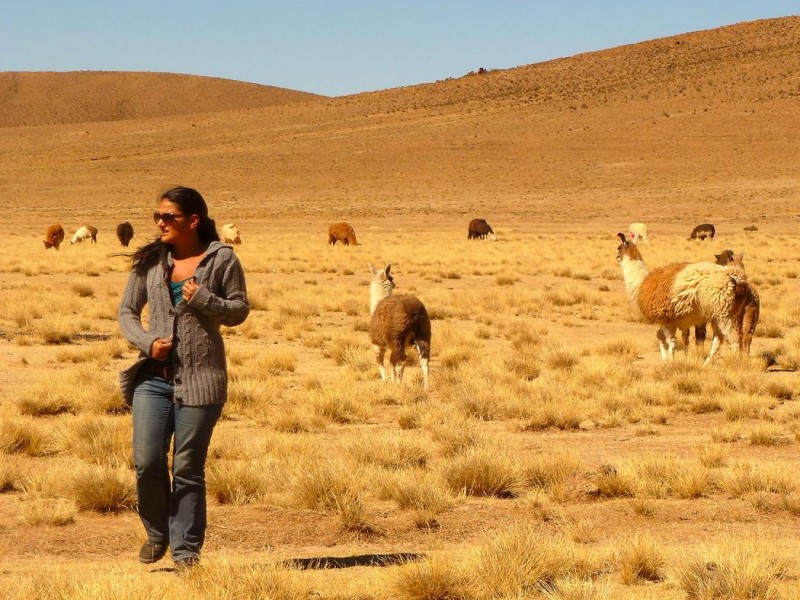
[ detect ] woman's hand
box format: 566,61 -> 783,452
183,277 -> 200,303
150,336 -> 173,361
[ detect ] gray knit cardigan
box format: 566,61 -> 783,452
118,241 -> 249,406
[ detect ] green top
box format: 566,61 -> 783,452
170,277 -> 191,305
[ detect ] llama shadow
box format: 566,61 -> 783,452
283,552 -> 425,570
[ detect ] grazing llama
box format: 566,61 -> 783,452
328,222 -> 358,246
688,223 -> 716,240
616,233 -> 739,366
43,224 -> 65,250
369,264 -> 431,387
467,218 -> 497,241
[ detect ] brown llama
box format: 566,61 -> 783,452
688,223 -> 716,241
43,224 -> 65,250
328,222 -> 358,246
116,221 -> 134,247
467,218 -> 496,240
369,263 -> 431,388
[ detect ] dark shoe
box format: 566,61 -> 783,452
174,555 -> 200,572
139,541 -> 168,564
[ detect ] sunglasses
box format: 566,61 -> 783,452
153,211 -> 186,224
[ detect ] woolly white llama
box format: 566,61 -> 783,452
369,264 -> 431,387
616,233 -> 740,366
628,222 -> 649,244
683,249 -> 760,354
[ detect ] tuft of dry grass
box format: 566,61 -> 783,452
290,458 -> 360,511
387,554 -> 472,600
184,556 -> 314,600
207,459 -> 272,505
523,452 -> 583,491
679,538 -> 789,599
472,526 -> 597,597
442,446 -> 525,498
695,443 -> 730,469
18,497 -> 77,526
0,416 -> 57,456
616,534 -> 667,584
348,433 -> 432,470
719,462 -> 797,498
0,456 -> 19,493
591,465 -> 636,498
67,462 -> 136,513
748,425 -> 787,446
54,415 -> 132,467
377,470 -> 453,522
311,377 -> 372,423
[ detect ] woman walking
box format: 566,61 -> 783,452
118,186 -> 249,569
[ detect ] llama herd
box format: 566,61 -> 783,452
36,216 -> 763,388
42,221 -> 243,249
365,218 -> 758,388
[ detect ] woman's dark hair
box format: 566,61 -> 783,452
130,186 -> 220,274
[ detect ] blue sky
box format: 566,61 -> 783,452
2,1 -> 797,96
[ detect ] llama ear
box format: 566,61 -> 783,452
369,263 -> 376,276
385,263 -> 392,275
616,232 -> 627,244
631,232 -> 639,246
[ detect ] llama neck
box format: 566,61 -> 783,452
370,280 -> 390,315
620,257 -> 648,302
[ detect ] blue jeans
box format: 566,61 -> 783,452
132,376 -> 222,561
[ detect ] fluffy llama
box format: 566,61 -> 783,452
369,264 -> 431,387
683,250 -> 761,354
616,233 -> 740,366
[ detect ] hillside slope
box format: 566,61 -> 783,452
0,71 -> 324,127
0,18 -> 797,229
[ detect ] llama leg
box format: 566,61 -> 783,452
681,329 -> 690,351
740,304 -> 758,354
373,344 -> 387,382
394,362 -> 405,384
695,324 -> 707,346
656,329 -> 669,361
703,322 -> 727,367
664,327 -> 678,360
389,346 -> 405,384
415,341 -> 430,389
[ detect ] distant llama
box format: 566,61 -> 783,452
221,223 -> 242,245
616,232 -> 740,366
628,222 -> 649,244
369,264 -> 431,388
116,222 -> 134,247
467,218 -> 496,240
328,222 -> 358,246
688,223 -> 715,241
71,225 -> 97,244
43,224 -> 65,250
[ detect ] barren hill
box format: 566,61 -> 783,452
0,71 -> 324,127
0,17 -> 798,230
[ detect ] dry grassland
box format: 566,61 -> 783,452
2,222 -> 800,599
2,14 -> 800,600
